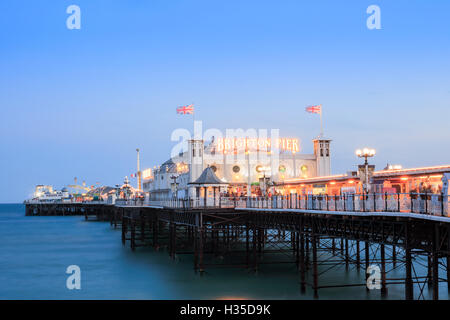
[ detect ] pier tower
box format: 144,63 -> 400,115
313,138 -> 331,176
188,139 -> 205,197
188,139 -> 204,183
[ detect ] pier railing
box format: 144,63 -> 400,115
145,192 -> 449,216
146,197 -> 232,209
25,192 -> 449,216
241,192 -> 449,217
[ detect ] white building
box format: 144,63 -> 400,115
146,136 -> 331,200
32,185 -> 70,202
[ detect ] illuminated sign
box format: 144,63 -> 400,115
142,168 -> 154,180
216,138 -> 300,154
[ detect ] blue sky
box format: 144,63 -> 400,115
0,0 -> 449,202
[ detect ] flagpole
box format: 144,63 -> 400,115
192,104 -> 195,139
320,105 -> 323,138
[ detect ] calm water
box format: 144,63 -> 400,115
0,204 -> 446,300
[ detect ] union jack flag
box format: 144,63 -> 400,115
305,105 -> 322,114
176,104 -> 194,115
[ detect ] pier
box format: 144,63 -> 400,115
25,193 -> 450,300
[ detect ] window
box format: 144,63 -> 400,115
233,165 -> 240,173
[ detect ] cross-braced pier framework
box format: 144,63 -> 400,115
115,207 -> 450,300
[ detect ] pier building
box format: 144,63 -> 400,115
145,136 -> 332,200
280,165 -> 450,196
144,132 -> 450,202
32,185 -> 71,202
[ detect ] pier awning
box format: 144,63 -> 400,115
189,167 -> 228,187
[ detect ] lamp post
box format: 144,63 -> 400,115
114,184 -> 121,203
170,174 -> 179,199
246,148 -> 251,198
355,148 -> 376,193
257,165 -> 271,196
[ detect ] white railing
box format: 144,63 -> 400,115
146,197 -> 225,209
141,193 -> 449,217
24,199 -> 103,205
28,193 -> 447,217
115,199 -> 146,207
241,193 -> 449,217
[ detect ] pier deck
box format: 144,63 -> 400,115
24,196 -> 450,300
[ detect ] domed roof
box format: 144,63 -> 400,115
159,158 -> 178,173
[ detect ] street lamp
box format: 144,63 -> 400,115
256,165 -> 271,196
170,175 -> 179,199
355,148 -> 376,193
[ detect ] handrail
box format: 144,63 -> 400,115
25,192 -> 449,217
145,192 -> 449,217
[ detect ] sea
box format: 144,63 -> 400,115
0,204 -> 446,300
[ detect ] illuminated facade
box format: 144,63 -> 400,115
280,165 -> 450,196
146,137 -> 332,199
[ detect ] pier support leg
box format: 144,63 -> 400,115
405,248 -> 413,300
356,240 -> 360,271
172,223 -> 177,259
305,235 -> 310,270
131,220 -> 136,251
198,227 -> 204,275
405,223 -> 414,300
246,224 -> 250,268
345,239 -> 349,270
121,216 -> 127,245
169,222 -> 174,259
141,213 -> 145,243
312,231 -> 319,299
211,228 -> 216,255
153,218 -> 159,250
110,209 -> 114,226
447,226 -> 450,293
194,228 -> 198,273
258,228 -> 263,258
365,241 -> 370,292
392,245 -> 397,268
300,232 -> 306,294
253,226 -> 258,273
432,225 -> 439,300
447,254 -> 450,294
295,232 -> 300,268
427,255 -> 433,289
380,244 -> 387,297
